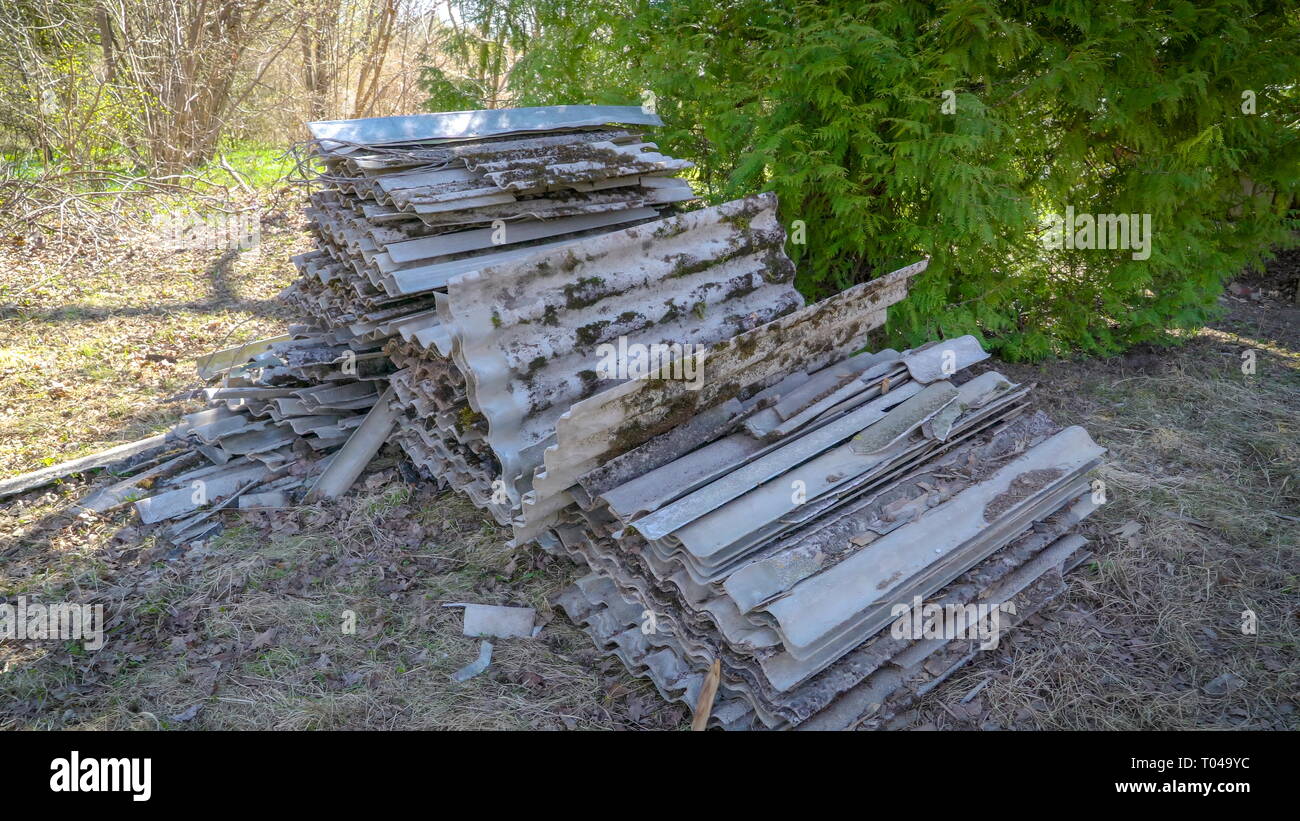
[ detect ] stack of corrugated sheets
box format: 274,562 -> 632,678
123,105 -> 1105,729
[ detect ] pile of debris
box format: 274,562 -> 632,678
273,105 -> 1106,728
0,332 -> 394,541
132,331 -> 397,541
3,105 -> 1107,729
284,106 -> 805,528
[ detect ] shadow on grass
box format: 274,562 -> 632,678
0,249 -> 291,322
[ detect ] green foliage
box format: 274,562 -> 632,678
208,144 -> 298,191
434,0 -> 1300,360
421,66 -> 491,113
419,0 -> 540,110
504,2 -> 641,107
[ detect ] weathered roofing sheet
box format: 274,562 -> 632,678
535,331 -> 1104,724
560,531 -> 1089,730
441,192 -> 803,506
520,258 -> 927,538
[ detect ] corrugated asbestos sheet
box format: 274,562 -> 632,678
441,193 -> 803,505
94,105 -> 1107,730
286,105 -> 806,524
520,257 -> 926,538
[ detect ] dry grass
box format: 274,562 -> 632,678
1,476 -> 678,730
0,201 -> 302,476
913,297 -> 1299,730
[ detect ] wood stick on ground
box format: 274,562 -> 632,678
691,659 -> 722,731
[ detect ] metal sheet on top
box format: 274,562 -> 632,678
308,105 -> 664,147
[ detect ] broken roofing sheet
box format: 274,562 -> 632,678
121,330 -> 394,543
441,192 -> 804,507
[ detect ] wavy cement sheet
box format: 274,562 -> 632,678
515,259 -> 928,544
442,193 -> 803,506
763,426 -> 1104,658
629,382 -> 926,543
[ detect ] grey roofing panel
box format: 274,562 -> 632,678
390,235 -> 595,296
718,404 -> 1043,614
793,532 -> 1087,729
713,382 -> 1037,603
766,349 -> 897,422
523,258 -> 926,536
899,334 -> 991,382
630,382 -> 924,543
668,384 -> 966,563
763,426 -> 1103,655
554,573 -> 758,729
758,475 -> 1095,691
340,129 -> 640,173
384,208 -> 656,266
848,381 -> 959,456
442,193 -> 801,506
686,395 -> 1034,586
552,492 -> 1094,728
541,358 -> 1100,695
621,364 -> 1034,589
134,461 -> 270,524
415,180 -> 696,228
308,105 -> 664,146
196,335 -> 291,381
591,401 -> 752,519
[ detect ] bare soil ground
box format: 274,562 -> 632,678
1,220 -> 1295,731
